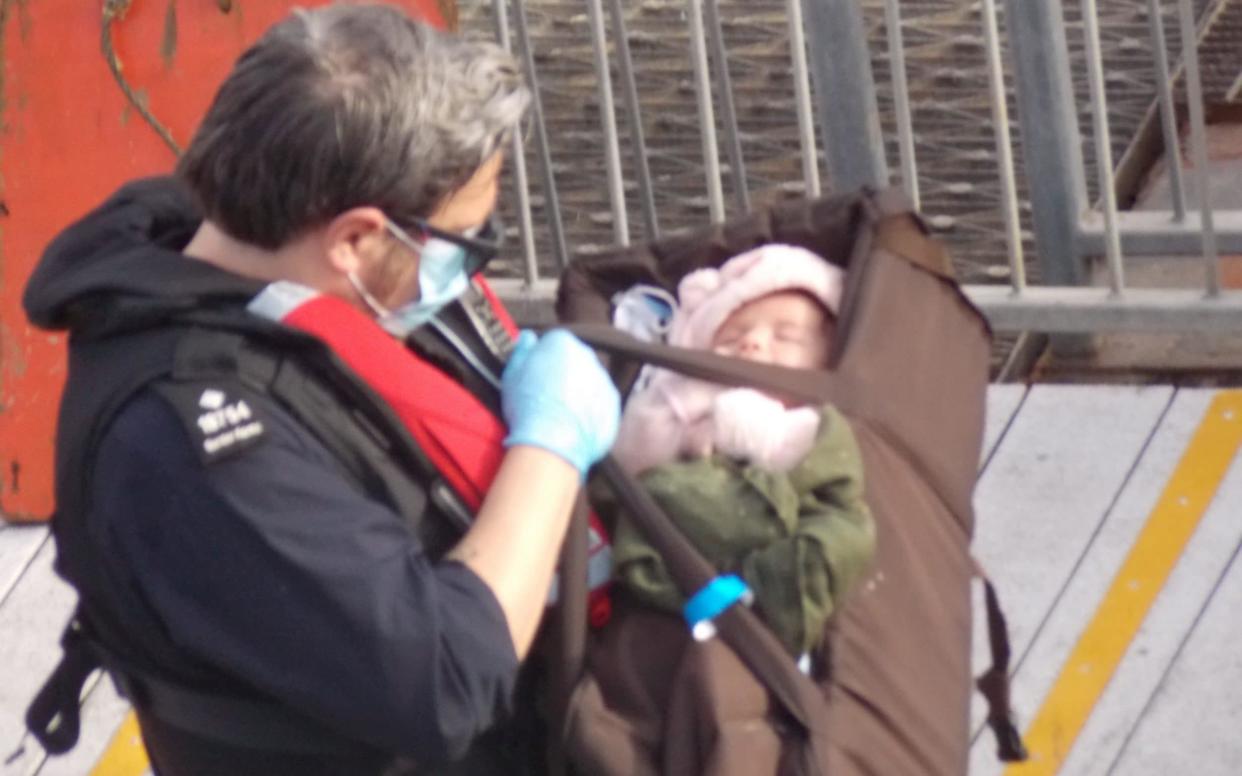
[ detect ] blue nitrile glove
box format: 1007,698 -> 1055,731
501,329 -> 620,477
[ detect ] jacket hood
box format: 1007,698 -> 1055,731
23,176 -> 265,333
667,244 -> 845,350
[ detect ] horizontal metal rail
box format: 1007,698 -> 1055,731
482,0 -> 1242,338
491,279 -> 1242,334
1078,211 -> 1242,256
968,286 -> 1242,333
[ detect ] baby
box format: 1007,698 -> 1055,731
608,244 -> 875,661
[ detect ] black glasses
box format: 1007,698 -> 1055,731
389,213 -> 504,277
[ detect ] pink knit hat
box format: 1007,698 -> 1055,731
667,244 -> 845,349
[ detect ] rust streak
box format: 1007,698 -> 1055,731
0,0 -> 14,127
102,0 -> 182,157
160,0 -> 178,69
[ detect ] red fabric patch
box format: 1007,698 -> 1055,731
281,296 -> 503,509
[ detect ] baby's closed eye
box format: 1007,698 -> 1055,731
776,325 -> 812,342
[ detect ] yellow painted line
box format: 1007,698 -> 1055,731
90,711 -> 149,776
1006,390 -> 1242,775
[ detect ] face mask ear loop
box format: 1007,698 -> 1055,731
383,218 -> 428,256
427,316 -> 503,390
347,271 -> 393,319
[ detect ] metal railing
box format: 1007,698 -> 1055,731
482,0 -> 1242,333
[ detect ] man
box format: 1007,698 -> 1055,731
22,5 -> 618,774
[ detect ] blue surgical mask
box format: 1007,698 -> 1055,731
349,220 -> 478,338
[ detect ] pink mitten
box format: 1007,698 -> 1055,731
712,389 -> 822,472
612,368 -> 724,473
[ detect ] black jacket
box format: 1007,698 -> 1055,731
23,178 -> 531,775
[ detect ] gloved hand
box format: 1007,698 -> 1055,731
501,329 -> 620,477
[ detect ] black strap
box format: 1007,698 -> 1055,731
26,617 -> 98,755
546,496 -> 591,776
27,610 -> 362,757
976,579 -> 1029,762
108,667 -> 360,756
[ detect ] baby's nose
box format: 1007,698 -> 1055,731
737,332 -> 769,356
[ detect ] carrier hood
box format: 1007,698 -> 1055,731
669,244 -> 845,350
23,176 -> 263,334
556,186 -> 995,776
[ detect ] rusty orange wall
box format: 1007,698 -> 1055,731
0,0 -> 446,522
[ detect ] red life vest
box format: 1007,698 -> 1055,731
248,278 -> 613,622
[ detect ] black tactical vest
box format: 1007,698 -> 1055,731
27,283 -> 529,774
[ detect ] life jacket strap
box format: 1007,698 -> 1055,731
28,608 -> 364,757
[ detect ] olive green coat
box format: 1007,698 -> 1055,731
608,405 -> 875,656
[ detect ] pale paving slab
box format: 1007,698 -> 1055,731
1057,390 -> 1242,775
0,542 -> 77,775
0,526 -> 50,609
982,384 -> 1028,470
969,389 -> 1232,775
1103,443 -> 1242,774
967,384 -> 1175,755
965,382 -> 1030,768
0,532 -> 139,776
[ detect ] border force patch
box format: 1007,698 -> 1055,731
152,380 -> 268,464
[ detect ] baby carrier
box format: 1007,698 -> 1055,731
549,187 -> 1024,775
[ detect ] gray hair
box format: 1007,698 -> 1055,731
178,4 -> 530,249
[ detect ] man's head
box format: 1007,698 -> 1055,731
178,4 -> 529,250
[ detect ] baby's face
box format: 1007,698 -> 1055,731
710,290 -> 834,369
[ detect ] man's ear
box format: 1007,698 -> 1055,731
324,207 -> 388,274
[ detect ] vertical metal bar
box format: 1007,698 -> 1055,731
1177,0 -> 1220,296
703,0 -> 751,212
1081,0 -> 1125,295
686,0 -> 726,223
882,0 -> 919,209
981,0 -> 1025,294
492,0 -> 539,285
607,0 -> 660,239
511,0 -> 571,269
1146,0 -> 1187,221
584,0 -> 630,246
786,0 -> 821,197
1002,0 -> 1088,287
803,0 -> 888,192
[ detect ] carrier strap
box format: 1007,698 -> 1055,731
975,571 -> 1029,762
596,457 -> 829,775
566,322 -> 842,406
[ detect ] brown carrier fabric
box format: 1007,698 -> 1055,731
553,188 -> 1018,775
